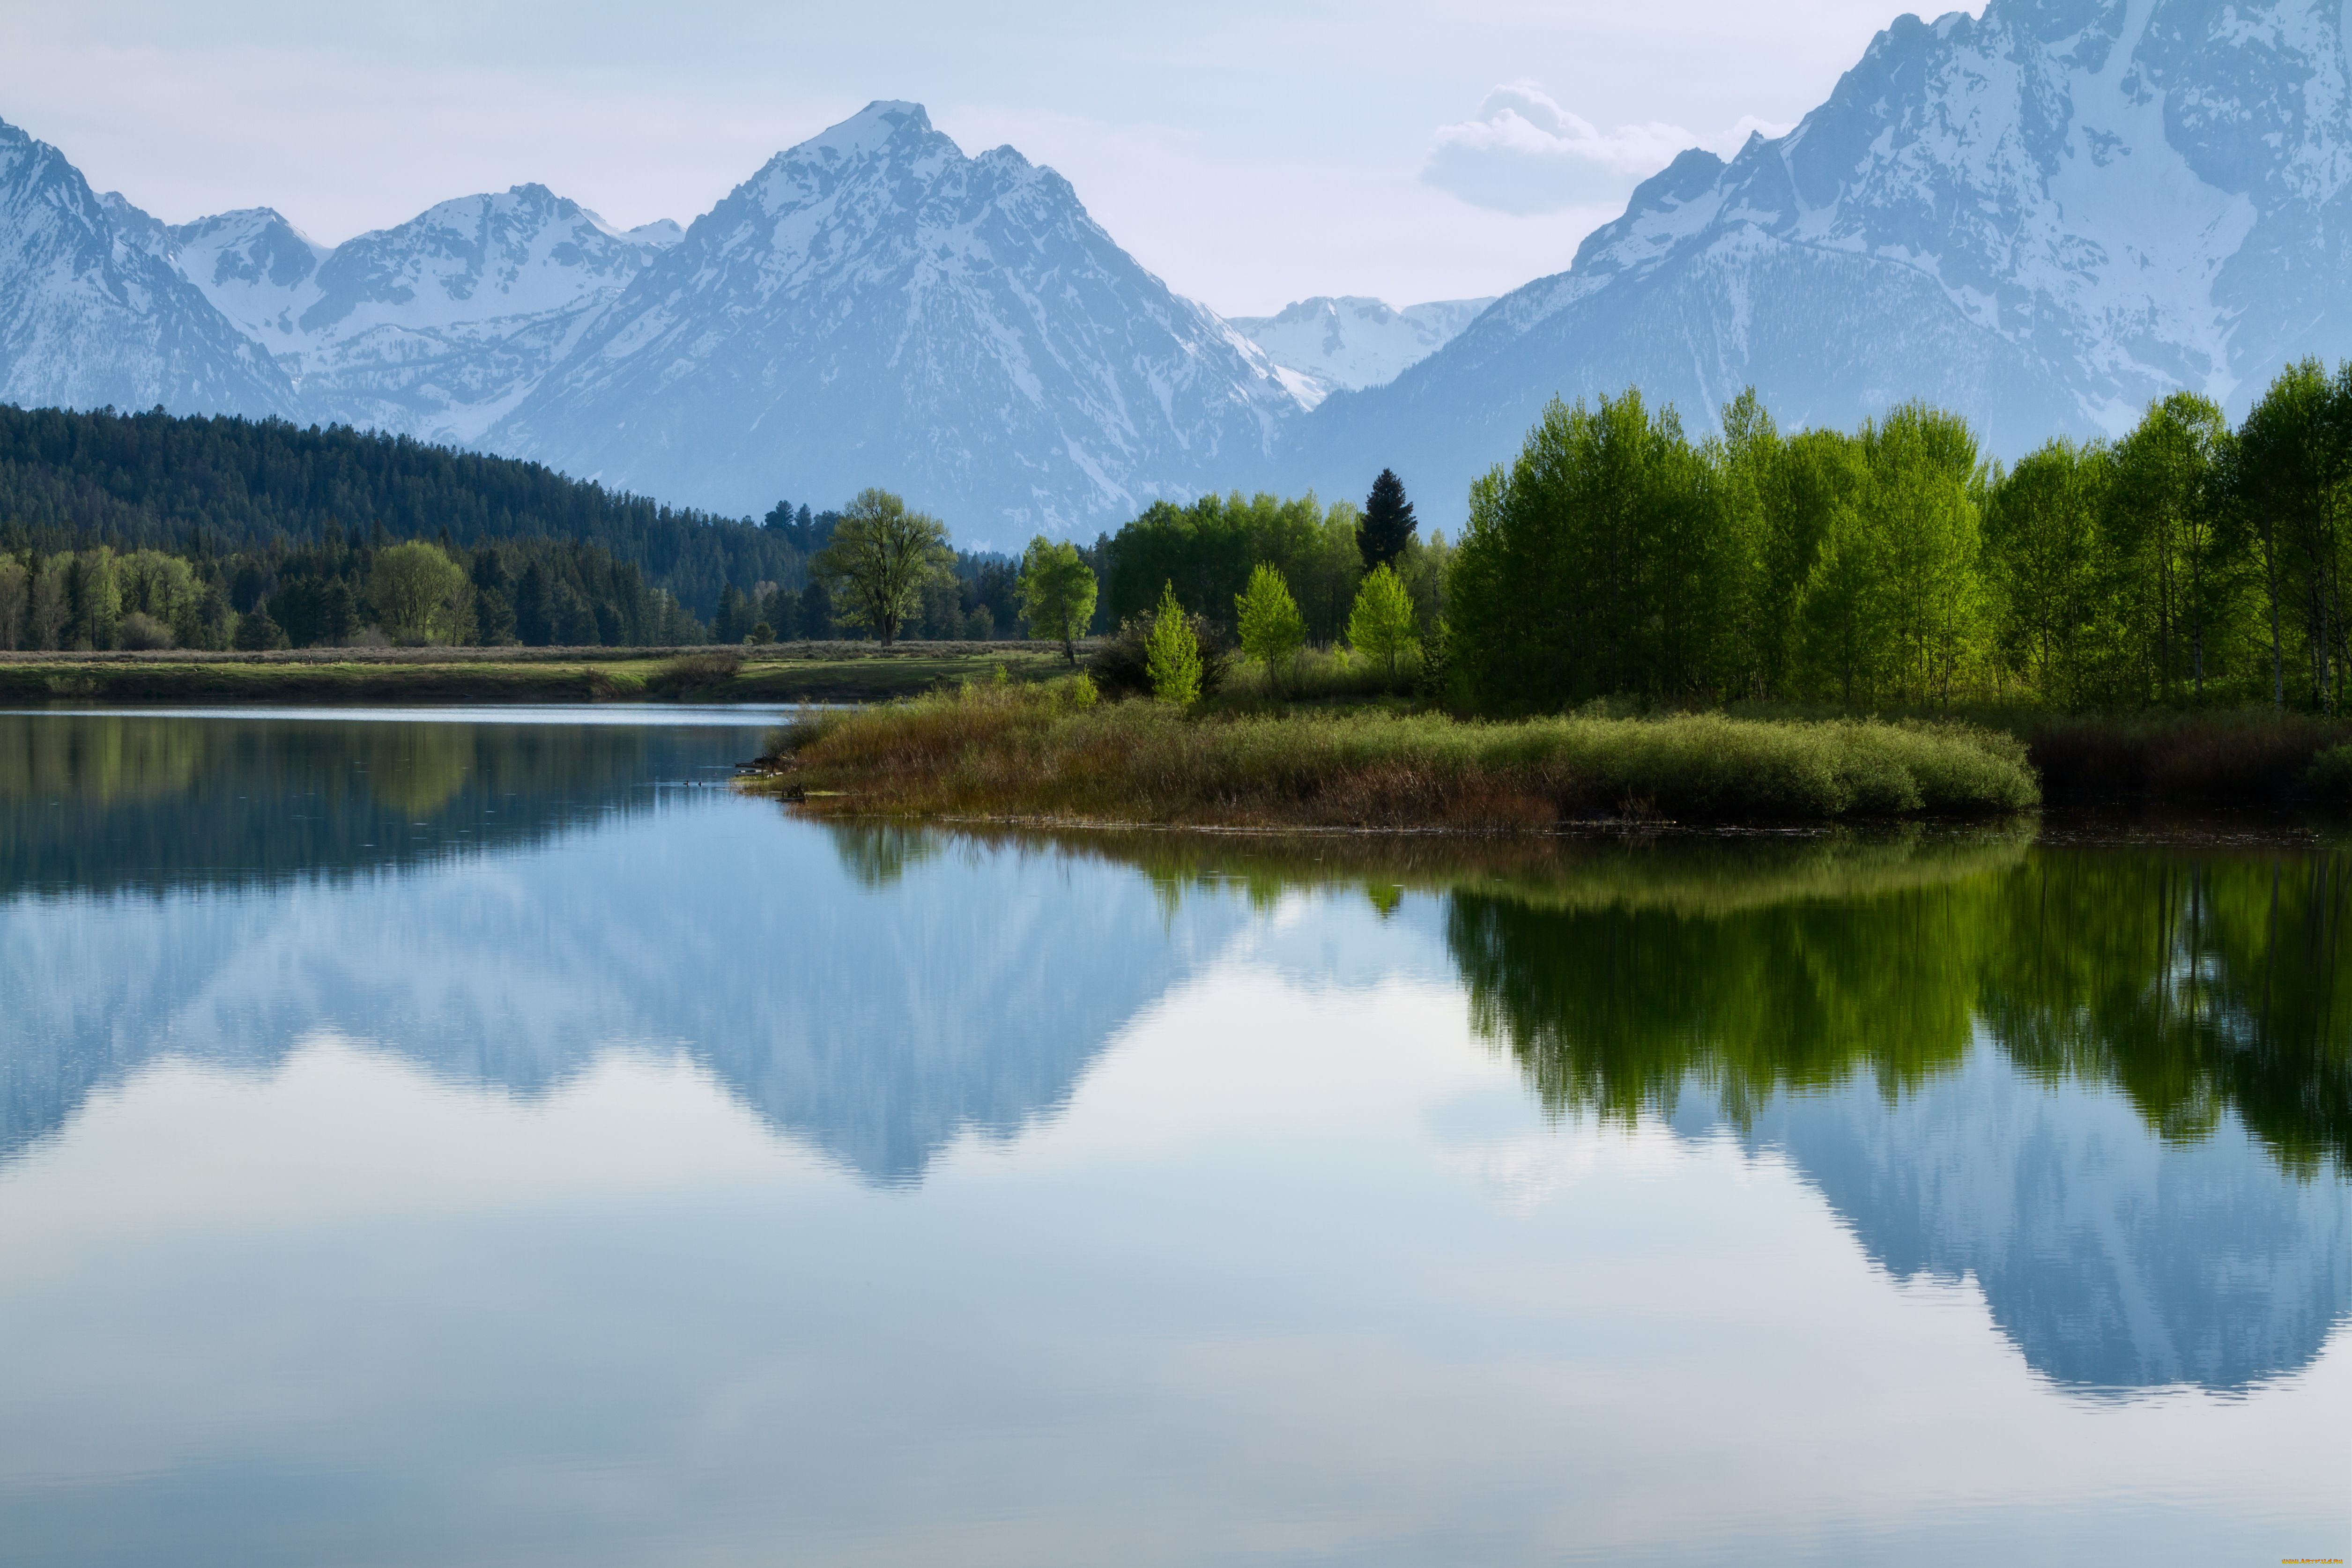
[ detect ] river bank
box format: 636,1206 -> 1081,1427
0,642 -> 1068,706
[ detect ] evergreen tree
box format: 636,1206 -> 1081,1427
554,582 -> 599,645
1359,468 -> 1418,571
514,562 -> 556,647
470,549 -> 517,645
713,584 -> 753,643
758,584 -> 799,642
233,604 -> 288,651
800,579 -> 835,639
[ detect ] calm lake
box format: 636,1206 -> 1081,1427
1,709 -> 2346,1566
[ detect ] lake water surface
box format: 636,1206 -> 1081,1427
1,710 -> 2346,1566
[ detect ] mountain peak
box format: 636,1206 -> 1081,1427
799,99 -> 937,159
493,104 -> 1295,533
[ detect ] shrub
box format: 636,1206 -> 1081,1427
648,649 -> 744,695
2302,744 -> 2352,807
117,611 -> 175,651
2020,709 -> 2352,804
1088,609 -> 1232,700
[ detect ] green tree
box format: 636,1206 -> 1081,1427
1104,491 -> 1361,643
1358,468 -> 1418,571
1394,530 -> 1451,638
233,603 -> 289,651
63,547 -> 120,650
371,541 -> 470,643
813,488 -> 953,646
1145,582 -> 1202,705
1983,438 -> 2107,705
1447,390 -> 1729,710
2106,393 -> 2240,703
2220,359 -> 2333,710
2233,360 -> 2352,711
1866,403 -> 1988,704
1347,562 -> 1420,678
1017,535 -> 1099,664
469,549 -> 518,645
1793,442 -> 1887,705
0,556 -> 25,651
1235,562 -> 1307,687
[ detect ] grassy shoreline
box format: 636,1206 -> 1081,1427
0,642 -> 1071,706
754,683 -> 2042,827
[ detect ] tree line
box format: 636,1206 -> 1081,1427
0,528 -> 712,651
1444,362 -> 2352,713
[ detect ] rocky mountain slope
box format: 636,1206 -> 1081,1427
171,190 -> 680,446
0,103 -> 1296,538
0,118 -> 293,421
490,101 -> 1298,537
1227,295 -> 1493,407
1287,0 -> 2352,520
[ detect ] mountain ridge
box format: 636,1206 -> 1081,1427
1282,0 -> 2352,521
488,101 -> 1300,539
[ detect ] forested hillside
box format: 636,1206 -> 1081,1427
0,405 -> 806,615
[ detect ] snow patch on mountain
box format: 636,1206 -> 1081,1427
1228,295 -> 1494,407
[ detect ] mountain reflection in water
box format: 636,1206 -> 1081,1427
0,714 -> 2346,1399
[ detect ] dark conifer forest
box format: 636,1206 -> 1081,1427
0,406 -> 1024,650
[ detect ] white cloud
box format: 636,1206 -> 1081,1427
1423,82 -> 1788,215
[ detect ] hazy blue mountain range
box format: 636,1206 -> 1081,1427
2,0 -> 2349,536
1286,0 -> 2352,517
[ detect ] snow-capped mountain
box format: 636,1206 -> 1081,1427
1229,295 -> 1493,407
0,116 -> 293,420
171,188 -> 681,445
1289,0 -> 2352,519
491,101 -> 1298,536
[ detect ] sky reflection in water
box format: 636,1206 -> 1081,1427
0,712 -> 2345,1567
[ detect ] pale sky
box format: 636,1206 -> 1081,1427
0,0 -> 1964,316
